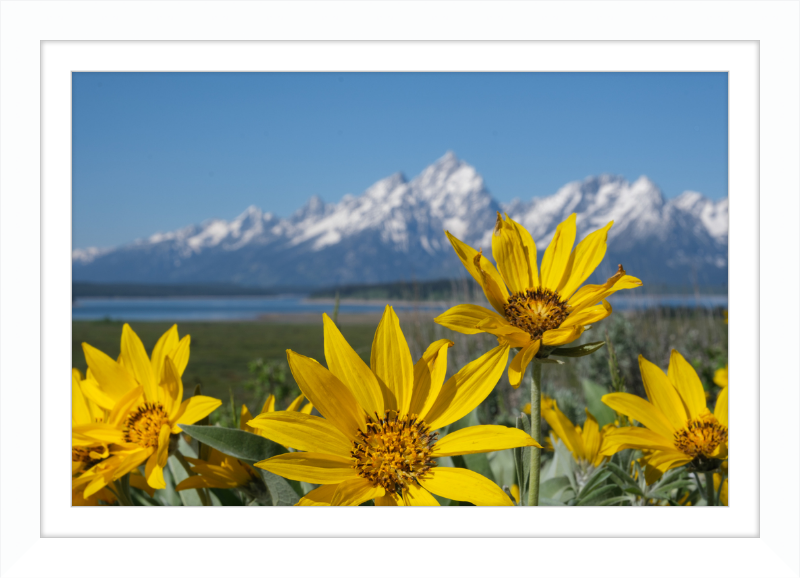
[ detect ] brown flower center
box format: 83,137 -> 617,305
674,414 -> 728,459
503,288 -> 571,340
351,410 -> 438,495
124,402 -> 170,448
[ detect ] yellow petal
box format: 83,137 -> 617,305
472,250 -> 510,314
714,387 -> 728,427
261,394 -> 276,414
287,350 -> 366,440
425,344 -> 510,430
581,409 -> 601,464
541,325 -> 584,347
172,395 -> 223,433
667,349 -> 709,419
170,335 -> 191,377
149,324 -> 179,383
419,468 -> 512,506
72,424 -> 125,446
255,452 -> 357,484
375,492 -> 403,506
559,221 -> 614,299
507,341 -> 539,388
145,452 -> 165,490
713,365 -> 729,388
444,231 -> 507,301
240,404 -> 255,432
540,213 -> 577,291
72,369 -> 92,425
323,313 -> 384,417
81,342 -> 138,401
331,477 -> 384,506
409,339 -> 453,419
107,384 -> 144,428
246,411 -> 353,458
507,215 -> 539,287
568,269 -> 642,313
492,213 -> 535,293
541,400 -> 583,457
79,376 -> 116,411
402,483 -> 440,506
434,304 -> 505,335
562,300 -> 612,328
646,449 -> 692,471
475,317 -> 530,339
296,484 -> 338,506
432,424 -> 541,457
599,427 -> 677,455
370,306 -> 414,414
300,402 -> 313,414
120,323 -> 157,401
638,355 -> 688,430
601,392 -> 676,440
175,476 -> 216,491
162,356 -> 184,417
285,393 -> 305,412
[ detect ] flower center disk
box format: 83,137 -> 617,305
503,288 -> 571,340
351,410 -> 438,495
673,414 -> 728,458
124,402 -> 170,448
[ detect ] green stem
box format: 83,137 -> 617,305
527,362 -> 542,507
704,471 -> 716,507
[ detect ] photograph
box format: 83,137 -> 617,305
71,71 -> 729,507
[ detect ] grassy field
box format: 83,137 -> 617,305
72,319 -> 377,410
73,306 -> 726,428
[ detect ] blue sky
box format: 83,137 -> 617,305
73,72 -> 727,249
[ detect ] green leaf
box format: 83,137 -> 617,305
260,470 -> 300,506
581,380 -> 616,427
157,464 -> 183,506
576,484 -> 617,505
531,357 -> 564,365
604,461 -> 639,489
538,496 -> 568,506
550,341 -> 606,358
597,495 -> 633,506
180,424 -> 286,463
540,476 -> 573,501
514,413 -> 532,503
579,468 -> 613,497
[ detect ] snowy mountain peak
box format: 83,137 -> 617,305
73,153 -> 728,287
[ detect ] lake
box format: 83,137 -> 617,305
71,294 -> 728,322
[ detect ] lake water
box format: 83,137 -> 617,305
72,294 -> 728,322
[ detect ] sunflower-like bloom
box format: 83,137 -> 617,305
540,396 -> 612,469
253,306 -> 541,506
600,350 -> 728,480
175,393 -> 314,493
72,324 -> 222,498
436,213 -> 642,386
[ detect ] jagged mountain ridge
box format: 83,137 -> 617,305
72,152 -> 728,287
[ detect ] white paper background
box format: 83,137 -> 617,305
1,1 -> 798,577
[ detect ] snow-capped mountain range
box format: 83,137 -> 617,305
73,152 -> 728,288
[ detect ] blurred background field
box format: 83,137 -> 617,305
72,297 -> 727,430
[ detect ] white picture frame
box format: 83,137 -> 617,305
1,1 -> 797,577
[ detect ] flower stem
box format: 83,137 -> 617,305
704,471 -> 716,507
527,362 -> 542,507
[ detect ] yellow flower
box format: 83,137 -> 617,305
541,396 -> 610,469
71,369 -> 111,477
72,324 -> 221,498
601,350 -> 728,481
253,306 -> 541,506
714,365 -> 728,388
240,393 -> 313,436
175,394 -> 314,493
436,213 -> 642,386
